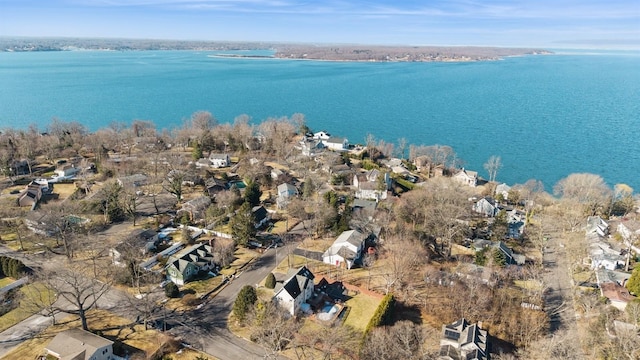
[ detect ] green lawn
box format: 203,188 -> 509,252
343,292 -> 382,332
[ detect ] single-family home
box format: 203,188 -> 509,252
195,158 -> 212,169
472,240 -> 525,265
352,198 -> 378,219
453,168 -> 478,187
617,220 -> 640,241
507,209 -> 526,239
587,216 -> 610,237
413,155 -> 430,172
109,228 -> 158,266
353,171 -> 389,201
495,183 -> 511,200
54,164 -> 81,178
473,197 -> 498,217
209,153 -> 230,168
299,138 -> 324,156
178,196 -> 212,222
277,183 -> 298,209
439,318 -> 489,360
205,177 -> 229,198
323,230 -> 366,269
166,243 -> 217,285
17,183 -> 42,208
312,131 -> 331,140
600,282 -> 636,311
273,266 -> 315,316
45,328 -> 115,360
117,174 -> 148,189
322,137 -> 349,151
252,205 -> 270,229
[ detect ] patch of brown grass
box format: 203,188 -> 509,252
2,309 -> 167,360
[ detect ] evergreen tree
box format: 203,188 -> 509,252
230,202 -> 256,247
233,285 -> 257,321
493,248 -> 507,267
627,266 -> 640,296
165,282 -> 180,298
303,177 -> 314,199
265,273 -> 276,289
192,141 -> 203,161
243,180 -> 262,207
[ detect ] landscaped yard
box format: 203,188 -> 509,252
343,292 -> 382,332
219,247 -> 257,276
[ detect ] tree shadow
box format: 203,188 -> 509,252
392,302 -> 423,325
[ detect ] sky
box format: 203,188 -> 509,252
1,0 -> 639,49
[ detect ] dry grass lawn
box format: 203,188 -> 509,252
0,277 -> 15,288
219,247 -> 257,276
52,183 -> 78,200
298,237 -> 334,253
1,309 -> 167,360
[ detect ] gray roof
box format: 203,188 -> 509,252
275,266 -> 314,300
46,329 -> 113,360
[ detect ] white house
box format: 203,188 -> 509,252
273,266 -> 315,316
312,131 -> 331,140
299,138 -> 324,156
473,197 -> 498,217
494,183 -> 511,200
54,164 -> 81,178
46,328 -> 115,360
322,137 -> 349,151
353,170 -> 389,201
209,153 -> 230,168
276,183 -> 298,208
323,230 -> 366,269
453,168 -> 478,187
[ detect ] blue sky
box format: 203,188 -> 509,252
1,0 -> 639,49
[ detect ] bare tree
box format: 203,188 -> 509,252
483,155 -> 502,183
43,264 -> 111,331
554,173 -> 611,215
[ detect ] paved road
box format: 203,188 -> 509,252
542,234 -> 579,334
0,235 -> 295,360
163,242 -> 296,360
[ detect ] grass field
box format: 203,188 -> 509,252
343,292 -> 382,332
0,282 -> 55,333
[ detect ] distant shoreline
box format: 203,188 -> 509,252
0,37 -> 552,63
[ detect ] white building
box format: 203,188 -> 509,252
273,266 -> 315,316
323,230 -> 366,269
209,153 -> 230,168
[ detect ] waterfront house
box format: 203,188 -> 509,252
166,243 -> 217,285
323,230 -> 366,269
273,266 -> 315,316
299,138 -> 324,156
495,183 -> 511,200
353,171 -> 389,201
45,328 -> 115,360
17,182 -> 42,208
322,137 -> 349,151
312,131 -> 331,140
439,318 -> 489,360
453,168 -> 478,187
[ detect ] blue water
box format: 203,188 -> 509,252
1,50 -> 639,190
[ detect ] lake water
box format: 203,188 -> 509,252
1,50 -> 639,190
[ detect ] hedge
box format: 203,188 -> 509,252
363,293 -> 395,337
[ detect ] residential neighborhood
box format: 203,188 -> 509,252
0,118 -> 638,360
